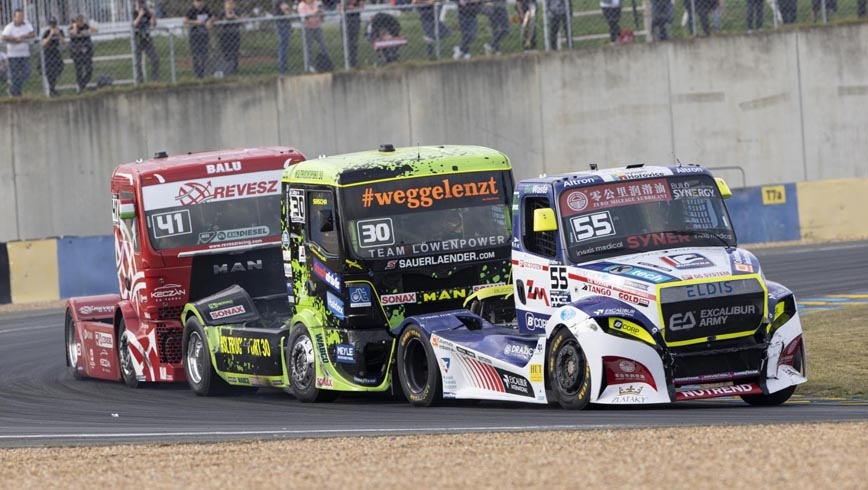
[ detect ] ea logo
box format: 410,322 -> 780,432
669,312 -> 696,331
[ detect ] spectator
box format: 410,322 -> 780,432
600,0 -> 621,44
516,0 -> 537,50
778,0 -> 797,23
860,0 -> 867,17
745,0 -> 762,32
274,0 -> 293,74
1,8 -> 35,97
413,0 -> 450,58
453,0 -> 481,59
184,0 -> 213,78
41,16 -> 66,96
298,0 -> 330,72
546,0 -> 568,50
366,12 -> 402,65
217,0 -> 242,75
69,14 -> 97,93
133,0 -> 160,82
650,0 -> 673,40
683,0 -> 717,36
812,0 -> 837,22
482,0 -> 509,55
343,0 -> 364,68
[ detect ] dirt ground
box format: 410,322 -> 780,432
2,422 -> 866,489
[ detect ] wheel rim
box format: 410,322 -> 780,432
290,333 -> 315,390
119,333 -> 135,379
402,336 -> 429,394
186,330 -> 206,385
555,338 -> 585,395
66,320 -> 79,368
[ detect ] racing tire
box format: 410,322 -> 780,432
548,328 -> 591,410
741,344 -> 804,406
65,309 -> 83,380
287,324 -> 338,403
117,319 -> 141,388
182,317 -> 231,396
396,324 -> 442,407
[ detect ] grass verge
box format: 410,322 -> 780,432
799,304 -> 868,399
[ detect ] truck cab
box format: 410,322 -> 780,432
396,164 -> 806,408
65,147 -> 306,386
179,144 -> 514,400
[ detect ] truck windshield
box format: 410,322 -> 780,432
141,171 -> 281,251
558,175 -> 736,262
341,172 -> 512,261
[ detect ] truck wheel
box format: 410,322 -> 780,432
548,328 -> 591,410
117,319 -> 141,388
65,309 -> 82,380
396,324 -> 442,407
287,324 -> 337,403
183,317 -> 230,396
741,344 -> 804,406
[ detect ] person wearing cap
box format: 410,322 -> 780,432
69,14 -> 98,92
40,16 -> 66,96
133,0 -> 160,82
1,8 -> 36,96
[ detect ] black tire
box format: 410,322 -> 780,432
182,316 -> 230,396
547,328 -> 591,410
64,309 -> 83,380
396,324 -> 442,407
741,343 -> 804,406
287,324 -> 338,403
117,319 -> 141,388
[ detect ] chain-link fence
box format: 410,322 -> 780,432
3,0 -> 867,97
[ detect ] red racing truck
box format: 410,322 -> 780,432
65,147 -> 306,386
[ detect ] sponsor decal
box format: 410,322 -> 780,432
677,383 -> 760,400
198,226 -> 270,244
284,263 -> 293,278
288,188 -> 305,223
316,376 -> 333,388
523,312 -> 549,332
529,364 -> 543,382
523,279 -> 549,306
357,176 -> 500,211
208,300 -> 233,310
565,191 -> 589,212
336,344 -> 354,363
151,283 -> 186,299
99,358 -> 111,368
175,180 -> 278,206
353,376 -> 379,386
349,285 -> 372,307
281,230 -> 291,248
456,346 -> 477,359
619,266 -> 671,286
673,166 -> 705,174
617,171 -> 667,181
298,246 -> 306,263
206,161 -> 242,174
419,288 -> 468,303
472,282 -> 506,292
315,334 -> 329,364
670,181 -> 717,199
282,250 -> 292,262
219,335 -> 272,356
594,307 -> 637,317
604,356 -> 655,388
561,179 -> 671,217
626,232 -> 693,249
618,290 -> 649,306
94,332 -> 113,349
573,240 -> 626,257
562,176 -> 605,188
525,184 -> 549,194
583,283 -> 613,296
326,291 -> 345,319
372,249 -> 499,267
439,357 -> 451,374
660,253 -> 714,269
209,305 -> 246,320
501,372 -> 533,397
560,308 -> 577,321
503,343 -> 535,361
78,305 -> 114,315
312,258 -> 341,291
618,385 -> 643,395
381,292 -> 417,305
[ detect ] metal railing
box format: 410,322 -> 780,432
2,0 -> 867,98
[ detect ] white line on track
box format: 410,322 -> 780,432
0,325 -> 58,335
0,425 -> 620,440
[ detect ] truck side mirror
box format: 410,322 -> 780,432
319,209 -> 334,232
533,208 -> 557,232
715,178 -> 732,199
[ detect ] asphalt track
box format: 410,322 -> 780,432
1,241 -> 867,448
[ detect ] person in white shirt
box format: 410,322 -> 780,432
1,9 -> 36,96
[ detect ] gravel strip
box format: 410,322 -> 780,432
2,422 -> 866,489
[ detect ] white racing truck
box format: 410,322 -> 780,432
392,164 -> 806,408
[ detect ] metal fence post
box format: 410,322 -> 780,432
542,0 -> 550,51
341,0 -> 349,70
169,29 -> 176,84
689,0 -> 697,36
130,27 -> 139,85
435,2 -> 442,60
38,45 -> 49,97
565,0 -> 573,48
